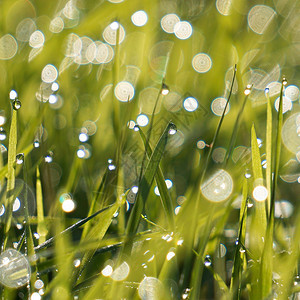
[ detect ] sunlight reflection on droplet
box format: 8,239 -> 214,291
183,97 -> 198,112
13,198 -> 21,212
111,262 -> 130,281
0,34 -> 18,60
247,5 -> 276,35
115,81 -> 135,102
257,138 -> 263,148
138,277 -> 163,300
0,204 -> 5,217
274,96 -> 293,114
174,21 -> 192,39
41,64 -> 58,83
161,14 -> 180,34
275,200 -> 293,218
29,31 -> 45,48
211,97 -> 229,116
0,249 -> 31,288
136,114 -> 149,127
201,169 -> 233,202
216,0 -> 232,16
9,90 -> 18,100
62,198 -> 76,213
204,255 -> 212,267
192,53 -> 212,73
285,85 -> 299,102
174,206 -> 181,215
103,22 -> 125,45
253,185 -> 268,202
131,11 -> 148,27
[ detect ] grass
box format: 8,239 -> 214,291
0,0 -> 299,299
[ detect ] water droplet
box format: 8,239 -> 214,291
182,288 -> 191,299
168,123 -> 177,135
0,249 -> 31,288
73,259 -> 81,268
133,124 -> 140,132
44,151 -> 53,163
239,248 -> 246,253
16,153 -> 24,165
166,251 -> 176,261
244,84 -> 252,95
31,292 -> 41,300
282,77 -> 287,86
161,83 -> 170,95
245,170 -> 251,178
9,90 -> 18,100
33,140 -> 40,148
79,132 -> 89,142
108,164 -> 116,171
12,99 -> 21,110
204,255 -> 212,267
294,275 -> 300,286
247,199 -> 254,208
0,127 -> 7,141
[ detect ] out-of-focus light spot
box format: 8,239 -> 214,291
201,169 -> 233,202
16,18 -> 36,42
77,145 -> 91,159
266,81 -> 281,97
197,140 -> 206,149
174,21 -> 192,40
212,147 -> 226,163
274,96 -> 293,114
0,249 -> 31,288
161,14 -> 180,34
216,0 -> 232,16
0,34 -> 18,60
138,277 -> 163,300
164,92 -> 182,112
247,5 -> 276,35
29,31 -> 45,48
0,128 -> 6,141
131,186 -> 138,194
127,120 -> 136,129
102,265 -> 113,277
50,17 -> 64,33
192,53 -> 212,73
73,259 -> 81,268
166,251 -> 176,261
62,198 -> 76,213
108,0 -> 124,3
244,84 -> 252,95
216,243 -> 227,258
9,90 -> 18,100
275,200 -> 293,218
103,22 -> 125,45
136,114 -> 149,127
111,261 -> 130,281
41,64 -> 58,83
253,185 -> 268,201
31,292 -> 41,300
154,186 -> 160,196
183,97 -> 198,112
79,132 -> 88,142
115,81 -> 135,102
108,164 -> 116,170
282,113 -> 300,154
13,198 -> 21,212
82,120 -> 97,136
48,94 -> 57,104
285,85 -> 299,102
211,97 -> 229,116
261,159 -> 267,169
95,42 -> 114,63
34,279 -> 44,289
131,11 -> 148,27
74,36 -> 94,65
63,0 -> 79,20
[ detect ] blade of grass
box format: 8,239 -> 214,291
260,80 -> 284,298
3,109 -> 17,250
138,127 -> 175,229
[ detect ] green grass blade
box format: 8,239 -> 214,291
125,122 -> 174,237
138,127 -> 175,229
36,167 -> 48,246
260,80 -> 284,298
3,109 -> 17,249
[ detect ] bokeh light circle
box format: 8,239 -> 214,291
192,53 -> 212,73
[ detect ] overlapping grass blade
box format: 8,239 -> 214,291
138,126 -> 175,228
125,122 -> 174,237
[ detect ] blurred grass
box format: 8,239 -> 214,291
0,0 -> 299,299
